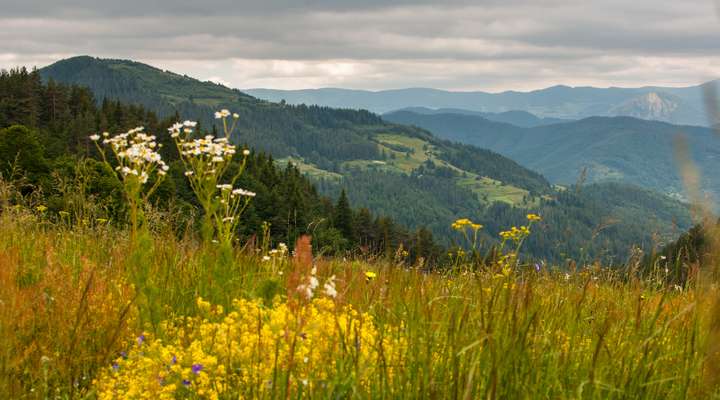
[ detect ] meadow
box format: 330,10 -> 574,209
2,111 -> 720,400
3,198 -> 719,399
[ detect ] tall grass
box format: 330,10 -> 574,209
1,197 -> 718,398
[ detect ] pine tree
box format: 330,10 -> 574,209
334,189 -> 354,242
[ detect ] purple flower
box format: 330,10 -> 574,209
534,263 -> 541,272
191,364 -> 203,375
182,379 -> 191,387
137,334 -> 145,345
171,355 -> 177,365
112,363 -> 119,371
120,351 -> 127,359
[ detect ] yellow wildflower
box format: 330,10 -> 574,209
526,213 -> 542,222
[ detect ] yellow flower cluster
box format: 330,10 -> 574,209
451,218 -> 482,232
499,225 -> 531,242
94,297 -> 406,399
526,213 -> 542,222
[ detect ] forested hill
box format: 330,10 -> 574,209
0,67 -> 446,263
34,56 -> 693,263
40,56 -> 550,194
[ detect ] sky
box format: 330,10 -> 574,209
1,0 -> 719,91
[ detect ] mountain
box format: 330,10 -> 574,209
383,110 -> 720,200
608,92 -> 689,122
246,83 -> 714,126
38,56 -> 693,262
385,107 -> 569,128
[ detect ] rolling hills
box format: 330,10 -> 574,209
384,110 -> 720,201
38,56 -> 693,262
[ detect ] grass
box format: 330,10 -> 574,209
276,157 -> 343,181
456,174 -> 534,205
2,200 -> 720,399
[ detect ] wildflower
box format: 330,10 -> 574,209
324,275 -> 337,298
89,134 -> 100,141
527,213 -> 542,221
35,205 -> 47,212
298,283 -> 313,299
232,188 -> 256,197
451,218 -> 473,230
137,334 -> 145,345
243,149 -> 251,156
365,271 -> 377,282
191,364 -> 204,375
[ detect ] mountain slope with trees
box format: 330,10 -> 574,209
384,109 -> 720,200
34,56 -> 694,263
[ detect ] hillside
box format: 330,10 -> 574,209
247,83 -> 713,126
38,56 -> 693,262
384,110 -> 720,200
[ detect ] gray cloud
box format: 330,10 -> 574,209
0,0 -> 719,90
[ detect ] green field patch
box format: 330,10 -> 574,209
276,157 -> 343,181
374,133 -> 444,173
456,174 -> 537,206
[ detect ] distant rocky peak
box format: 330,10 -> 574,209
608,91 -> 680,121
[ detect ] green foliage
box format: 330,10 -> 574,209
0,125 -> 49,182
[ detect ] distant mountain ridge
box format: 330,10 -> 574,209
385,107 -> 569,128
247,83 -> 716,126
383,109 -> 720,200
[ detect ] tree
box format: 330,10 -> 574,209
0,125 -> 49,182
334,189 -> 354,242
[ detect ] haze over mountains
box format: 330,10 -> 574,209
35,56 -> 694,262
247,84 -> 717,127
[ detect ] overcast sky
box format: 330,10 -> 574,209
1,0 -> 719,91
